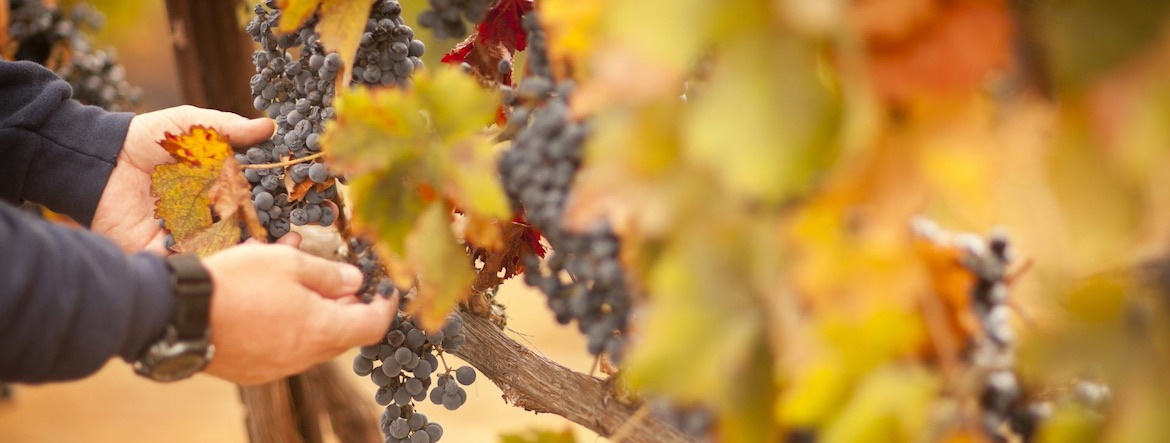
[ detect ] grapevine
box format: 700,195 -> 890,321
5,0 -> 141,110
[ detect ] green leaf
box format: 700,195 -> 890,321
439,135 -> 511,220
406,201 -> 476,331
348,164 -> 427,257
416,68 -> 500,143
499,428 -> 578,443
323,85 -> 423,175
681,29 -> 839,204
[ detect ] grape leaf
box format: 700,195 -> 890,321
180,218 -> 243,257
858,0 -> 1013,103
276,0 -> 376,86
275,0 -> 322,34
440,0 -> 533,84
406,202 -> 475,330
317,0 -> 377,87
499,428 -> 577,443
151,126 -> 264,256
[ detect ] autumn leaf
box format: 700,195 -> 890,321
276,0 -> 321,34
499,428 -> 577,443
276,0 -> 376,86
317,0 -> 377,87
854,0 -> 1014,104
151,126 -> 263,256
440,0 -> 534,85
406,202 -> 475,330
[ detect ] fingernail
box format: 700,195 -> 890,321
340,265 -> 363,288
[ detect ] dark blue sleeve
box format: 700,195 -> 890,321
0,59 -> 135,226
0,203 -> 174,382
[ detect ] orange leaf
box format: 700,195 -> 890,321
855,0 -> 1013,104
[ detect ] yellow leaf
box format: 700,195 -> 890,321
406,201 -> 475,331
682,29 -> 839,203
440,135 -> 511,220
317,0 -> 377,87
499,428 -> 577,443
176,218 -> 242,258
275,0 -> 322,34
539,0 -> 604,76
152,126 -> 262,249
819,365 -> 939,443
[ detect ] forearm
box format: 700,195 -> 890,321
0,60 -> 134,226
0,203 -> 173,383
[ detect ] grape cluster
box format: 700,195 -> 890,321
417,0 -> 494,39
7,0 -> 141,111
914,219 -> 1054,442
497,13 -> 632,361
241,0 -> 424,240
349,237 -> 401,303
651,400 -> 714,442
354,311 -> 476,443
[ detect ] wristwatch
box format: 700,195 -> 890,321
133,254 -> 215,382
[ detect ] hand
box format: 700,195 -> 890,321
93,105 -> 275,254
199,233 -> 397,385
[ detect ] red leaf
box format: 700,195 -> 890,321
440,0 -> 534,86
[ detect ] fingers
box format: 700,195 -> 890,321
327,295 -> 397,348
291,250 -> 364,298
274,231 -> 302,248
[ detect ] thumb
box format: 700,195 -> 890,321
174,106 -> 275,148
290,251 -> 364,298
208,113 -> 275,148
327,295 -> 397,348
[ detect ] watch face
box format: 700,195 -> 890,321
151,353 -> 209,382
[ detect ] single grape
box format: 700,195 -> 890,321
353,354 -> 374,376
290,207 -> 310,226
455,366 -> 476,385
308,162 -> 330,183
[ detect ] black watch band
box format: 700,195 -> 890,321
166,254 -> 213,340
133,254 -> 215,382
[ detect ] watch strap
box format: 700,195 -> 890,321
165,254 -> 213,341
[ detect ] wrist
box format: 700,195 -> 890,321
132,254 -> 215,382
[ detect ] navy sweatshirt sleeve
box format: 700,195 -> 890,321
0,59 -> 134,226
0,60 -> 174,383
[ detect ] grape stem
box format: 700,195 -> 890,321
242,152 -> 326,170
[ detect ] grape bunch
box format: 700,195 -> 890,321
913,219 -> 1056,442
497,13 -> 633,361
7,0 -> 141,111
416,0 -> 494,39
349,237 -> 401,303
353,310 -> 476,443
240,0 -> 424,241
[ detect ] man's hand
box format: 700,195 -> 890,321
199,233 -> 397,385
93,106 -> 275,254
